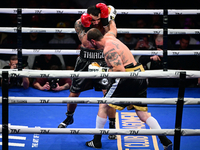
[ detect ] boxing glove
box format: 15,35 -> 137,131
107,5 -> 117,21
88,62 -> 109,72
96,3 -> 109,27
81,13 -> 92,32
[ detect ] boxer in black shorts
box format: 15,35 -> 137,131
58,3 -> 117,140
85,21 -> 172,150
70,48 -> 110,93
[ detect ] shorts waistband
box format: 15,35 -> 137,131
80,47 -> 104,60
125,64 -> 144,72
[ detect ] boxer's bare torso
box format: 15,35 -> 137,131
103,33 -> 137,72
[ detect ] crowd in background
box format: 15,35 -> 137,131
0,0 -> 200,88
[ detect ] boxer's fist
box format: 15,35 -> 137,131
96,3 -> 109,18
96,3 -> 109,27
108,5 -> 117,21
88,62 -> 109,72
81,13 -> 92,27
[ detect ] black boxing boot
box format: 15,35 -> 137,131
58,111 -> 74,128
158,136 -> 172,150
86,135 -> 102,149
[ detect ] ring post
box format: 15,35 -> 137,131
163,8 -> 168,71
17,8 -> 23,71
2,71 -> 9,150
174,72 -> 186,150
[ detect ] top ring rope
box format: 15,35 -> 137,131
0,8 -> 200,15
0,49 -> 200,56
0,27 -> 200,34
0,69 -> 200,79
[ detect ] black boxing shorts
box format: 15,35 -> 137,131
106,63 -> 148,111
70,47 -> 111,93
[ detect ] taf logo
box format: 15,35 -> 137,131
154,31 -> 161,34
10,129 -> 20,134
154,12 -> 161,15
151,52 -> 158,55
56,30 -> 62,33
40,130 -> 50,133
70,130 -> 80,134
100,73 -> 109,78
194,52 -> 200,55
130,72 -> 139,77
78,11 -> 85,14
40,74 -> 50,77
55,50 -> 61,53
100,130 -> 109,134
70,74 -> 79,78
97,100 -> 107,103
35,10 -> 42,14
121,12 -> 128,14
130,130 -> 139,135
33,49 -> 40,52
172,52 -> 179,55
57,10 -> 63,14
40,99 -> 50,103
10,73 -> 19,78
12,49 -> 17,52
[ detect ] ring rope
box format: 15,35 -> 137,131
0,8 -> 200,15
1,97 -> 199,105
0,69 -> 199,79
1,27 -> 200,34
0,49 -> 81,55
1,125 -> 200,136
0,49 -> 199,56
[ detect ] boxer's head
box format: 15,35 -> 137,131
87,6 -> 101,26
87,28 -> 103,49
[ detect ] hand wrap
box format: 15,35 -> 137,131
88,62 -> 109,72
107,5 -> 117,21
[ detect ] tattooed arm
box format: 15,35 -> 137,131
74,19 -> 86,43
74,19 -> 95,49
104,45 -> 125,72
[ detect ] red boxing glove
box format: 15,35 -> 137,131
81,13 -> 92,27
96,3 -> 109,27
96,3 -> 109,18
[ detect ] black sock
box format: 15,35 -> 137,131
109,118 -> 115,129
158,135 -> 172,146
93,135 -> 102,143
66,111 -> 74,116
63,111 -> 74,123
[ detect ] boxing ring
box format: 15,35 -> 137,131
0,8 -> 200,150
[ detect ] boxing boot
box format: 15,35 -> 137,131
58,112 -> 74,128
158,136 -> 172,150
86,135 -> 102,149
108,134 -> 117,140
